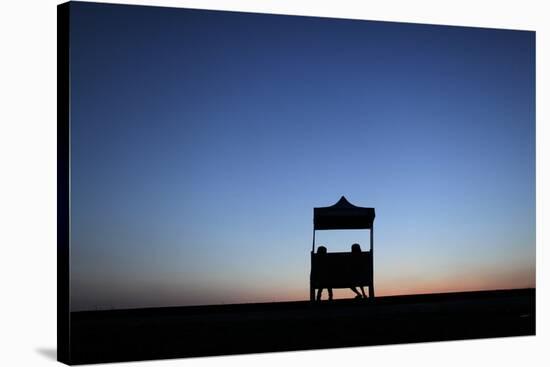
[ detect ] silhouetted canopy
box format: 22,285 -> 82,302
314,196 -> 375,230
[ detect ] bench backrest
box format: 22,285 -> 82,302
311,251 -> 372,288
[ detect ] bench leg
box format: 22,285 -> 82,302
369,283 -> 375,299
310,286 -> 315,302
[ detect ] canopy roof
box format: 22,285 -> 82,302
314,196 -> 375,230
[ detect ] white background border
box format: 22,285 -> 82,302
0,0 -> 547,366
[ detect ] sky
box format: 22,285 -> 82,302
69,2 -> 535,311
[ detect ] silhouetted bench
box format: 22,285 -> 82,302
311,251 -> 373,290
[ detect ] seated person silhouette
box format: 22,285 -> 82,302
350,243 -> 367,299
316,245 -> 333,301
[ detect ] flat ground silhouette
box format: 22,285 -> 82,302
69,288 -> 535,365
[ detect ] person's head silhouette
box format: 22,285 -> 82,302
351,243 -> 361,253
317,245 -> 327,254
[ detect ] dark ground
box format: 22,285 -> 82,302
68,288 -> 535,365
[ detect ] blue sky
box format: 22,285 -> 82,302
69,2 -> 535,311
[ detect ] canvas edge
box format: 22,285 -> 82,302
57,1 -> 71,365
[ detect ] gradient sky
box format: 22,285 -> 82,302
69,2 -> 535,311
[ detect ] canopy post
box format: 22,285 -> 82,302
310,228 -> 316,302
370,224 -> 375,298
312,229 -> 316,253
370,225 -> 374,252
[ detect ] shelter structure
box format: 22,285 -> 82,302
310,196 -> 376,301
